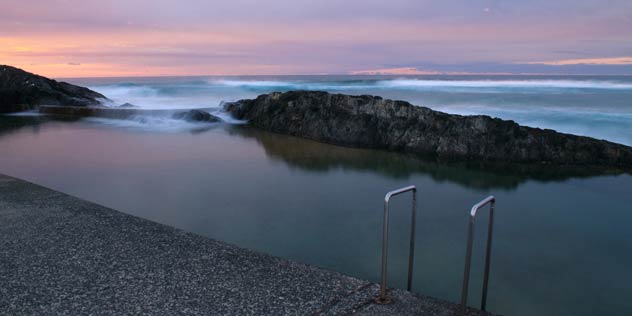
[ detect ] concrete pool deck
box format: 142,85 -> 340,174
0,174 -> 490,316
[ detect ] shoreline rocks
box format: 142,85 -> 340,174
172,109 -> 221,123
225,90 -> 632,169
0,65 -> 106,113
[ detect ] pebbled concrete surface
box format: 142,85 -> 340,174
0,174 -> 490,315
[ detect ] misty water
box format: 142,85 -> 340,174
82,74 -> 632,145
1,75 -> 631,316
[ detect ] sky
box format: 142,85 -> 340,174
1,0 -> 632,77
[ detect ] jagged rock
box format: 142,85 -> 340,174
225,90 -> 632,168
172,109 -> 221,123
0,65 -> 107,113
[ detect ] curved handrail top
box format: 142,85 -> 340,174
384,185 -> 416,202
470,195 -> 495,217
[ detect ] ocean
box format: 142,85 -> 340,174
74,75 -> 632,145
1,75 -> 631,316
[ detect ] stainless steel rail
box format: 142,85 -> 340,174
460,195 -> 496,314
376,185 -> 417,304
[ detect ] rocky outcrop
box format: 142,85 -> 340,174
225,91 -> 632,169
172,110 -> 221,123
0,65 -> 106,113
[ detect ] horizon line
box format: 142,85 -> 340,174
54,72 -> 632,80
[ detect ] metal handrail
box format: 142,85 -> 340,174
460,195 -> 496,314
376,185 -> 417,304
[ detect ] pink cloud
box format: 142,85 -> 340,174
520,57 -> 632,66
1,0 -> 631,77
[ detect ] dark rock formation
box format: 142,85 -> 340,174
225,91 -> 632,169
0,65 -> 106,113
118,102 -> 138,108
172,110 -> 221,123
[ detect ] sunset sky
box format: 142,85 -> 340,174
1,0 -> 632,77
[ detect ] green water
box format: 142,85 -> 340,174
1,115 -> 631,315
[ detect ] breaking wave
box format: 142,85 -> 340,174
214,78 -> 632,91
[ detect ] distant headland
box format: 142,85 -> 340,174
0,65 -> 106,113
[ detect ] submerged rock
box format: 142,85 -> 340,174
172,109 -> 221,123
225,90 -> 632,169
0,65 -> 107,113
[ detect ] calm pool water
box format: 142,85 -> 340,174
1,115 -> 631,315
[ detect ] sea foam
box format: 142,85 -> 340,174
78,76 -> 632,145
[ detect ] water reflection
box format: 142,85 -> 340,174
1,114 -> 631,316
1,115 -> 625,191
228,125 -> 624,191
0,114 -> 69,137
